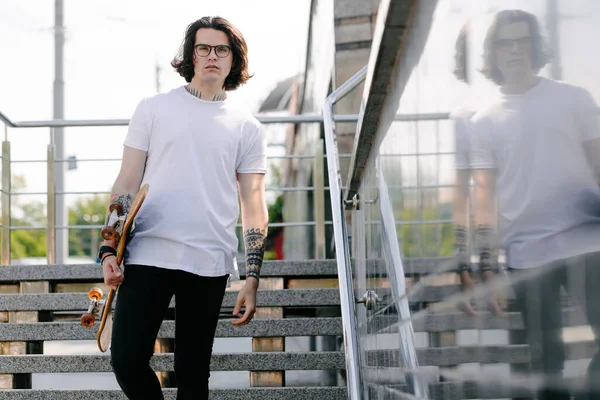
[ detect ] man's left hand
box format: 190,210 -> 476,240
232,278 -> 258,326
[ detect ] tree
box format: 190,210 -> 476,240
2,174 -> 47,260
68,194 -> 109,258
0,174 -> 110,262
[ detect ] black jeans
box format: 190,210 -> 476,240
110,264 -> 229,400
509,251 -> 600,400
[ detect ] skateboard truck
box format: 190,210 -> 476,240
80,183 -> 149,352
101,203 -> 127,241
80,287 -> 106,327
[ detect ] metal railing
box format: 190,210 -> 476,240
375,155 -> 429,397
0,114 -> 355,266
323,64 -> 369,400
0,99 -> 459,398
0,108 -> 457,266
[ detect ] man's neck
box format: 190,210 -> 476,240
185,81 -> 227,102
501,75 -> 540,95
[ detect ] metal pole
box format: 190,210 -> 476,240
376,156 -> 428,398
314,139 -> 326,259
2,127 -> 10,265
47,143 -> 56,265
54,0 -> 66,264
1,112 -> 457,129
322,65 -> 368,399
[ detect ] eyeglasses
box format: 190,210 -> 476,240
494,37 -> 532,51
194,44 -> 231,58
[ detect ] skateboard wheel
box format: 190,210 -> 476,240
88,287 -> 103,300
109,202 -> 124,216
80,313 -> 95,327
101,226 -> 118,241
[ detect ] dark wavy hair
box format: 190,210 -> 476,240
480,9 -> 550,85
453,23 -> 469,83
171,16 -> 253,91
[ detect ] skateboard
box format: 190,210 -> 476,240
80,183 -> 149,352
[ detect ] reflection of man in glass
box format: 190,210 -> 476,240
470,9 -> 600,399
450,23 -> 478,315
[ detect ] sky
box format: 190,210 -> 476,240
0,0 -> 311,208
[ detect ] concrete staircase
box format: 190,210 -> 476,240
0,260 -> 346,399
0,259 -> 593,399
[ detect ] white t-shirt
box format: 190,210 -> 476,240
122,86 -> 267,283
450,105 -> 475,170
470,77 -> 600,268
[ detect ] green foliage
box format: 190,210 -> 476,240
68,194 -> 109,258
10,201 -> 47,259
0,174 -> 109,261
398,206 -> 454,258
264,194 -> 284,260
3,174 -> 47,259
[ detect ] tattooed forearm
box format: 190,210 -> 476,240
101,192 -> 133,248
244,228 -> 266,282
185,84 -> 227,101
104,193 -> 133,223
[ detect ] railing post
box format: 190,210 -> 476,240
376,157 -> 428,398
47,139 -> 56,264
2,125 -> 10,265
322,65 -> 368,400
314,139 -> 326,259
0,125 -> 13,389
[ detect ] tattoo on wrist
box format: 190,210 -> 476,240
185,85 -> 227,102
115,193 -> 133,214
475,224 -> 497,272
244,228 -> 266,281
105,193 -> 133,223
454,224 -> 471,272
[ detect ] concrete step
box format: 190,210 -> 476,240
0,352 -> 345,374
0,288 -> 341,312
0,260 -> 341,283
1,308 -> 586,342
0,257 -> 452,283
0,285 -> 475,310
0,379 -> 577,400
372,308 -> 585,333
0,387 -> 348,400
364,340 -> 595,367
368,378 -> 588,400
0,317 -> 342,341
1,341 -> 593,375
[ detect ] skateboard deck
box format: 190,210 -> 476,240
80,183 -> 149,352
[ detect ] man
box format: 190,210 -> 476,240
470,9 -> 600,400
451,22 -> 503,316
451,22 -> 478,315
97,16 -> 268,400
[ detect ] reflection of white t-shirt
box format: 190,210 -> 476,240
450,105 -> 475,170
470,77 -> 600,268
122,86 -> 267,283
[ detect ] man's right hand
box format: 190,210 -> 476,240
102,256 -> 124,290
482,270 -> 507,317
458,270 -> 478,316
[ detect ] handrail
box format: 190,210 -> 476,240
323,64 -> 368,400
0,110 -> 451,129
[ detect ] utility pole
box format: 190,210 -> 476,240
546,0 -> 562,80
54,0 -> 67,264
